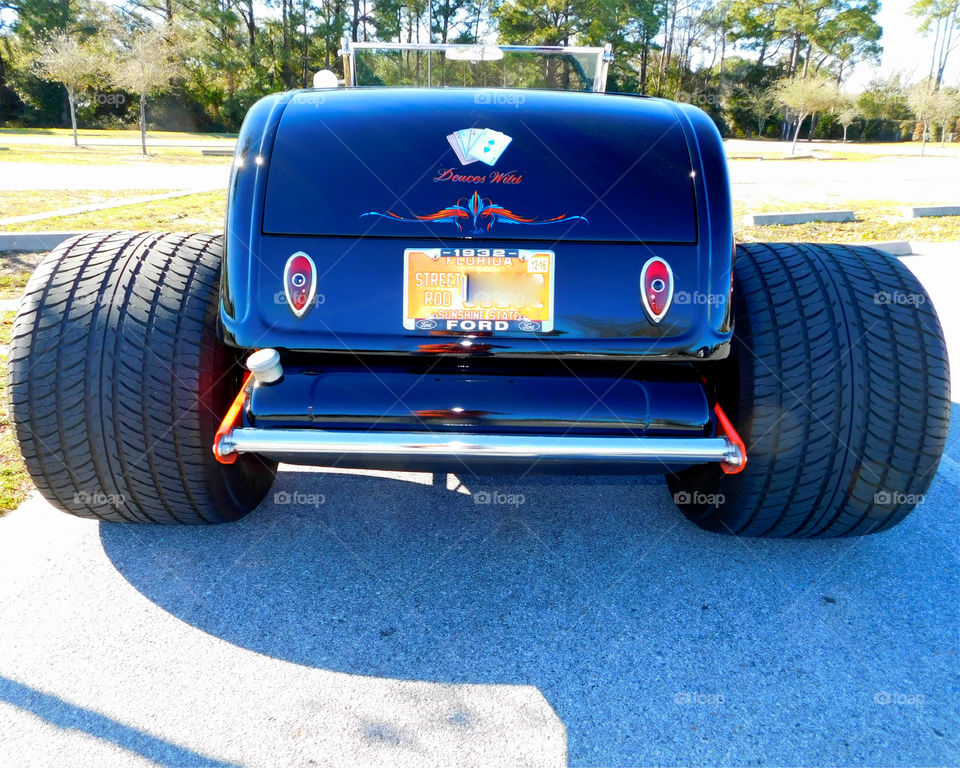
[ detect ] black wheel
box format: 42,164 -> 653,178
668,242 -> 950,538
8,231 -> 276,524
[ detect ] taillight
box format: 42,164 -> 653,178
283,251 -> 317,318
640,256 -> 673,324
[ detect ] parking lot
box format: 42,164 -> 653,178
0,247 -> 957,767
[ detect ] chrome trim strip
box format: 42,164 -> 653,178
219,428 -> 742,465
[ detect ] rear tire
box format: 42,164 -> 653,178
9,231 -> 276,524
668,242 -> 950,538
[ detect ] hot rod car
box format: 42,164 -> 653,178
9,42 -> 950,536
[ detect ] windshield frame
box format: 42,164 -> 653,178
339,39 -> 613,93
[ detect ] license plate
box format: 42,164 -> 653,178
403,248 -> 554,333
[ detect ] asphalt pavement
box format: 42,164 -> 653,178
0,249 -> 957,767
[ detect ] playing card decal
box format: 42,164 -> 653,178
447,128 -> 512,167
361,190 -> 588,235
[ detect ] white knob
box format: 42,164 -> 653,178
246,348 -> 283,384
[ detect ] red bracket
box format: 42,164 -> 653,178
714,403 -> 747,475
213,372 -> 253,465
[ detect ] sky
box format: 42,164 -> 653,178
845,0 -> 956,90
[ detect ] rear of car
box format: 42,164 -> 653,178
8,44 -> 949,537
215,87 -> 739,472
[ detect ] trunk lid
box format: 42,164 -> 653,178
262,88 -> 696,244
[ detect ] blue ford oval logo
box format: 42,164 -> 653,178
518,321 -> 540,332
415,319 -> 437,330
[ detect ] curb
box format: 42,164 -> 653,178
866,241 -> 912,256
902,205 -> 960,219
743,210 -> 855,226
0,231 -> 84,252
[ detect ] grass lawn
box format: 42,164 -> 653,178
0,309 -> 31,514
0,143 -> 233,166
0,271 -> 33,300
733,199 -> 960,243
0,127 -> 236,141
0,189 -> 168,221
2,190 -> 228,233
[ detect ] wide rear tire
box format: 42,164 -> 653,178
668,242 -> 950,538
9,231 -> 276,523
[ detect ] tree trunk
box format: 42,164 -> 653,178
658,0 -> 676,94
639,36 -> 648,93
67,87 -> 78,147
929,17 -> 941,83
935,12 -> 955,89
140,95 -> 147,156
281,0 -> 291,85
791,113 -> 805,154
788,31 -> 801,74
246,0 -> 256,49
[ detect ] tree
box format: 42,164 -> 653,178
814,0 -> 881,83
835,94 -> 859,141
772,73 -> 838,153
495,0 -> 593,46
907,80 -> 940,155
911,0 -> 960,89
113,25 -> 181,154
742,84 -> 776,136
929,86 -> 960,143
857,73 -> 910,140
582,0 -> 662,93
34,32 -> 105,146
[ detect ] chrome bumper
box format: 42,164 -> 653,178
217,428 -> 744,467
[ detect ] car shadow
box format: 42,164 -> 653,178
100,404 -> 960,766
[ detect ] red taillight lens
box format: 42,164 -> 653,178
283,251 -> 317,318
640,256 -> 673,324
